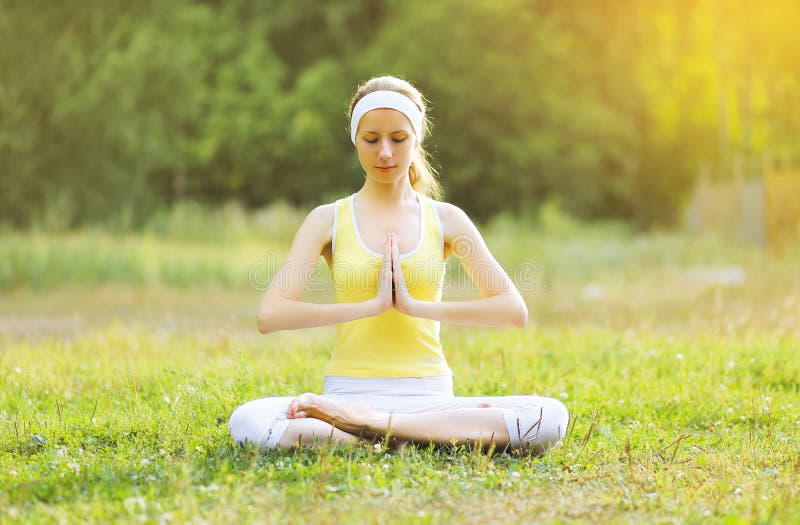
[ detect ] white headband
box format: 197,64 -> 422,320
350,90 -> 423,144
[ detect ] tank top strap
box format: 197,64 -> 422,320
421,196 -> 444,259
331,196 -> 353,261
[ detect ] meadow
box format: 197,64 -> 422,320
1,202 -> 799,524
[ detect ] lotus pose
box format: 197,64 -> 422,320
229,76 -> 569,452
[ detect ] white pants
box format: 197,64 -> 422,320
229,376 -> 569,452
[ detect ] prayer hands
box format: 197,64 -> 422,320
375,233 -> 394,314
389,233 -> 414,315
374,232 -> 415,316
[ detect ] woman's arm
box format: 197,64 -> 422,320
392,203 -> 528,327
257,205 -> 392,334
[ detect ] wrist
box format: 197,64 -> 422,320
394,295 -> 409,315
401,296 -> 421,316
368,297 -> 390,316
367,298 -> 382,315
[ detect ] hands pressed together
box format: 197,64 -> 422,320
375,232 -> 415,316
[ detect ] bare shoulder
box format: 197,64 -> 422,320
432,200 -> 474,242
306,202 -> 336,226
302,202 -> 336,244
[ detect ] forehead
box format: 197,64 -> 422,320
358,108 -> 413,132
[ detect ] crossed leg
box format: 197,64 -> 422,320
279,393 -> 509,448
231,393 -> 568,452
277,416 -> 366,447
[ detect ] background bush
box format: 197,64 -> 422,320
2,0 -> 798,229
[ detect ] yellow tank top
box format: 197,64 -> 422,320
324,193 -> 451,377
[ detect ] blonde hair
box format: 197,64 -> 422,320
349,76 -> 443,200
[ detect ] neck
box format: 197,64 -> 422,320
357,176 -> 418,206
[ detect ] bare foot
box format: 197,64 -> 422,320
288,393 -> 383,436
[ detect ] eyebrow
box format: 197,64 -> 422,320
362,130 -> 408,135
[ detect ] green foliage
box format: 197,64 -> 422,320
0,1 -> 213,226
1,0 -> 799,228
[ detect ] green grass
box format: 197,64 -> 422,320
1,322 -> 799,523
0,200 -> 305,290
1,207 -> 799,523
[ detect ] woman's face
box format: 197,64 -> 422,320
354,108 -> 416,183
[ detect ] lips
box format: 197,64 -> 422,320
376,166 -> 396,171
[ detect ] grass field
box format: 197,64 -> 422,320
1,208 -> 799,523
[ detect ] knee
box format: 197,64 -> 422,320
228,401 -> 266,445
506,396 -> 569,452
228,397 -> 293,448
228,402 -> 261,446
546,397 -> 570,442
532,396 -> 569,446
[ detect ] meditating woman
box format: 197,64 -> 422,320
229,75 -> 569,453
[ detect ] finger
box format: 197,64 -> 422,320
383,236 -> 393,293
383,233 -> 392,270
391,237 -> 403,284
390,240 -> 397,283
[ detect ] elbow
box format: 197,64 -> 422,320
256,310 -> 274,334
513,301 -> 528,328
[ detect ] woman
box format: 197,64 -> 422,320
229,76 -> 568,453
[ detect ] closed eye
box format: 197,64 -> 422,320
364,138 -> 406,144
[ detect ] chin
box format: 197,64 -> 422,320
384,175 -> 409,184
389,167 -> 411,176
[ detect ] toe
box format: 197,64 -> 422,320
297,392 -> 317,408
287,398 -> 299,418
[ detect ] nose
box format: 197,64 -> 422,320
378,139 -> 392,161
